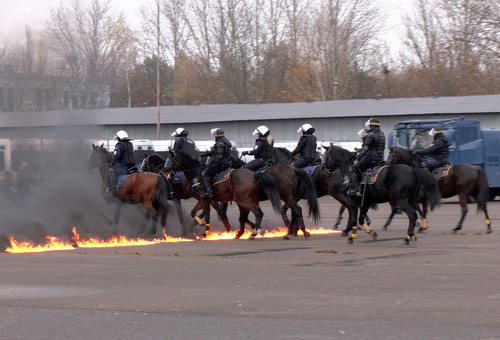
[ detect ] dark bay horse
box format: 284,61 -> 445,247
387,146 -> 491,234
142,153 -> 231,236
272,147 -> 359,235
265,163 -> 320,238
88,144 -> 170,236
323,145 -> 441,244
166,151 -> 282,239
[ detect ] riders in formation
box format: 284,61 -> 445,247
241,125 -> 274,171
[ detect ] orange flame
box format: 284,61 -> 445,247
4,227 -> 339,253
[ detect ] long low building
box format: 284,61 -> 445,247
1,94 -> 499,148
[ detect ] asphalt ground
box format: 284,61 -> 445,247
1,197 -> 500,340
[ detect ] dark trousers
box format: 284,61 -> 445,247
242,158 -> 265,171
293,157 -> 314,168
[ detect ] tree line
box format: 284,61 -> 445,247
1,0 -> 499,108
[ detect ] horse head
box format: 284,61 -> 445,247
387,147 -> 421,167
273,147 -> 294,164
322,144 -> 352,175
142,154 -> 165,173
89,143 -> 112,170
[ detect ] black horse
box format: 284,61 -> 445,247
323,145 -> 441,244
272,147 -> 359,235
165,151 -> 282,239
387,146 -> 492,234
142,153 -> 231,236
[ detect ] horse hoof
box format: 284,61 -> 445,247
235,232 -> 244,239
347,237 -> 353,244
382,226 -> 388,231
369,231 -> 377,240
257,228 -> 265,236
304,231 -> 310,239
341,231 -> 348,237
486,228 -> 492,234
249,234 -> 256,240
283,234 -> 290,240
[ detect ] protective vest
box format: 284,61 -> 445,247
301,134 -> 317,159
359,127 -> 385,160
430,134 -> 449,161
117,140 -> 135,165
254,136 -> 274,160
175,136 -> 199,161
213,137 -> 232,164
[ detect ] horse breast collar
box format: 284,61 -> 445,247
362,164 -> 388,185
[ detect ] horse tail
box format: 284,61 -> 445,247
255,172 -> 282,214
294,168 -> 320,223
152,173 -> 170,214
475,168 -> 489,212
414,168 -> 441,211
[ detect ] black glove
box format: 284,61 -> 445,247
242,151 -> 248,156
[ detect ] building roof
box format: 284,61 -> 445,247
1,93 -> 500,128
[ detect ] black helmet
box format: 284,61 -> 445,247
365,118 -> 381,128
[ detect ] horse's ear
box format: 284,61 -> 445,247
100,143 -> 104,148
92,143 -> 96,148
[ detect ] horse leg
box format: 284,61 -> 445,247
400,200 -> 418,245
113,203 -> 123,235
334,205 -> 345,230
139,212 -> 150,236
382,203 -> 397,230
280,203 -> 291,228
358,204 -> 377,241
173,198 -> 190,237
291,202 -> 309,239
235,205 -> 250,239
213,202 -> 232,232
191,201 -> 205,227
238,202 -> 264,239
452,194 -> 468,233
150,213 -> 158,236
417,200 -> 428,233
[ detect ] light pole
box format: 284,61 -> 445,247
332,81 -> 339,100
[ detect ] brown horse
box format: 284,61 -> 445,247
142,153 -> 231,236
88,144 -> 170,236
387,146 -> 492,234
165,151 -> 282,239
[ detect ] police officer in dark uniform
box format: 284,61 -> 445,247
291,123 -> 318,168
109,130 -> 135,192
347,118 -> 385,196
241,125 -> 274,171
164,127 -> 199,170
200,128 -> 232,198
412,128 -> 449,171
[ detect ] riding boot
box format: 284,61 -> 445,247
347,172 -> 362,197
201,176 -> 213,198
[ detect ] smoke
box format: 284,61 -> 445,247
0,135 -> 186,250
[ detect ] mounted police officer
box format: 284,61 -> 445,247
241,125 -> 274,171
346,118 -> 385,196
109,130 -> 135,192
412,128 -> 449,172
200,128 -> 232,198
291,123 -> 318,168
164,127 -> 199,171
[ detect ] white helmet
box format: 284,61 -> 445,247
297,123 -> 313,133
114,130 -> 128,140
428,128 -> 443,136
171,127 -> 187,137
252,125 -> 269,137
210,128 -> 225,138
357,129 -> 368,138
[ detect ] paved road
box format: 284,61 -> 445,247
1,198 -> 499,339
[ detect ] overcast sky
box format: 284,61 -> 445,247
1,0 -> 413,52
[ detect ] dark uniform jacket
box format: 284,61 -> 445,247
113,140 -> 135,167
173,136 -> 198,161
415,133 -> 449,164
247,136 -> 274,160
357,127 -> 385,162
292,134 -> 317,160
206,136 -> 232,169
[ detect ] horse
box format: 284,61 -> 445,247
322,145 -> 441,244
387,146 -> 492,234
165,150 -> 282,239
142,153 -> 232,236
264,163 -> 320,238
272,147 -> 360,236
88,144 -> 170,236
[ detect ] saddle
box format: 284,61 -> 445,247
303,164 -> 322,176
433,165 -> 451,179
255,160 -> 274,174
213,168 -> 234,185
116,174 -> 134,190
361,163 -> 388,185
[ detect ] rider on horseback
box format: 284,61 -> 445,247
346,118 -> 385,196
412,128 -> 449,172
200,128 -> 232,198
291,123 -> 318,168
241,125 -> 274,171
164,127 -> 199,170
108,130 -> 136,192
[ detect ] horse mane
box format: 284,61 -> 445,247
328,145 -> 353,163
